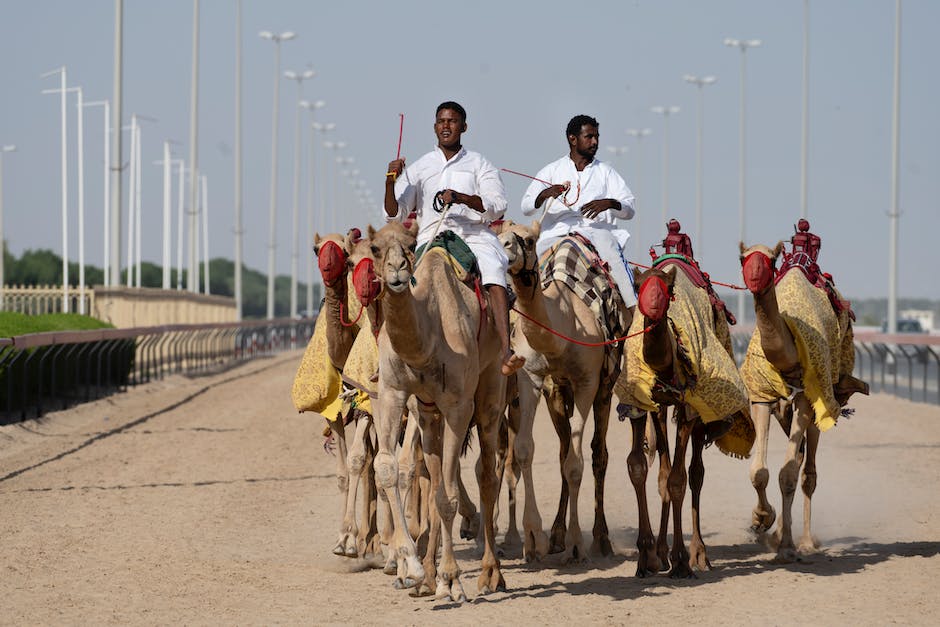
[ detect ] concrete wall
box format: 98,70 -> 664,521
91,286 -> 237,328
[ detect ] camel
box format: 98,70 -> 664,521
739,223 -> 868,562
365,220 -> 506,602
616,255 -> 753,578
303,229 -> 385,562
496,220 -> 627,563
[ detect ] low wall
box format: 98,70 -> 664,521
91,286 -> 237,328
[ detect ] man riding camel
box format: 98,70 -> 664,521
384,100 -> 524,376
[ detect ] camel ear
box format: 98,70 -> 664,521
632,265 -> 644,287
489,219 -> 506,235
406,218 -> 419,238
313,233 -> 322,254
739,241 -> 747,255
531,220 -> 541,238
367,224 -> 377,240
772,241 -> 785,260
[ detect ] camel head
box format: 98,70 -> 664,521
634,265 -> 675,322
739,241 -> 784,294
314,232 -> 350,287
367,220 -> 419,295
496,220 -> 541,276
348,226 -> 383,306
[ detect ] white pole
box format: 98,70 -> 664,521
650,107 -> 679,230
41,68 -> 72,311
234,0 -> 243,319
263,34 -> 289,319
187,0 -> 200,292
0,146 -> 15,309
134,122 -> 142,288
126,115 -> 136,287
684,75 -> 716,256
110,0 -> 123,290
76,87 -> 86,314
306,116 -> 316,314
176,160 -> 185,289
104,101 -> 110,287
801,0 -> 810,219
287,76 -> 312,318
162,141 -> 171,289
887,0 -> 902,335
201,174 -> 210,294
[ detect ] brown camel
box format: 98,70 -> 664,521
616,260 -> 752,578
496,220 -> 626,563
309,229 -> 384,562
739,230 -> 868,562
366,220 -> 506,602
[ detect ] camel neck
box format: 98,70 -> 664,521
322,274 -> 357,370
510,274 -> 566,357
752,285 -> 801,376
642,317 -> 674,375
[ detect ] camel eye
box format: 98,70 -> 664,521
525,238 -> 534,248
408,243 -> 417,253
370,245 -> 380,257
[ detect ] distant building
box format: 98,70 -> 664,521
899,309 -> 934,334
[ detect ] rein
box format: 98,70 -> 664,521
511,305 -> 653,347
628,259 -> 747,291
339,301 -> 365,327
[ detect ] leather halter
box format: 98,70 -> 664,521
637,275 -> 671,321
317,240 -> 347,287
741,251 -> 775,293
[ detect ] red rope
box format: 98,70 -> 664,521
339,301 -> 364,327
395,113 -> 404,160
627,260 -> 747,291
500,168 -> 553,186
512,306 -> 653,347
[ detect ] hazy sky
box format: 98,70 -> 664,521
1,0 -> 937,300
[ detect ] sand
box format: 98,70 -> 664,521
1,350 -> 938,625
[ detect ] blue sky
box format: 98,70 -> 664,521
0,0 -> 937,299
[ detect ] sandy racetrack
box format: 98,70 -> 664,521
1,350 -> 938,624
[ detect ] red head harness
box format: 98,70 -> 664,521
637,275 -> 671,321
353,257 -> 381,307
741,251 -> 774,293
317,240 -> 347,287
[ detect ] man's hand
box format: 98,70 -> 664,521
386,158 -> 405,182
441,189 -> 486,213
581,199 -> 618,219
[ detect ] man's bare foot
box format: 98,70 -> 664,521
501,352 -> 525,376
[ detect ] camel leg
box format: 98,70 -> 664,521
330,417 -> 356,557
340,414 -> 370,557
457,464 -> 480,544
774,394 -> 812,562
545,379 -> 571,554
667,406 -> 695,579
397,413 -> 423,542
504,426 -> 523,551
515,367 -> 549,561
417,411 -> 443,598
688,418 -> 711,571
749,402 -> 776,534
493,412 -> 508,541
627,412 -> 658,577
652,410 -> 672,571
373,388 -> 424,589
589,384 -> 614,557
358,421 -> 383,560
475,384 -> 508,596
560,387 -> 594,565
433,405 -> 473,603
797,420 -> 821,555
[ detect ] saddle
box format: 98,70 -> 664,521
414,229 -> 488,324
776,219 -> 853,319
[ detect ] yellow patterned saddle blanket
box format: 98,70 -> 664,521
615,264 -> 754,458
740,269 -> 855,432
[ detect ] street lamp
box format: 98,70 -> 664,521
336,156 -> 355,231
300,103 -> 327,314
650,105 -> 680,230
887,0 -> 901,336
0,145 -> 16,309
683,74 -> 717,256
625,128 -> 652,254
259,29 -> 296,318
322,140 -> 346,233
41,66 -> 70,312
724,36 -> 761,323
83,100 -> 111,287
285,68 -> 316,318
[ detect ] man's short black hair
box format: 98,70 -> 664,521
436,101 -> 467,123
566,114 -> 599,137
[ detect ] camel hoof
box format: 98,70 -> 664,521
460,512 -> 481,540
383,560 -> 397,576
562,545 -> 588,566
344,545 -> 358,558
394,576 -> 419,590
751,507 -> 776,534
592,536 -> 614,558
332,543 -> 346,556
635,565 -> 657,578
503,528 -> 522,548
668,563 -> 697,579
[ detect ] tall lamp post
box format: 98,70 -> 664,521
84,100 -> 111,286
187,0 -> 200,292
322,140 -> 346,233
260,29 -> 296,319
724,37 -> 761,323
300,103 -> 327,314
0,145 -> 16,309
887,0 -> 902,336
625,128 -> 652,253
41,66 -> 70,312
284,68 -> 315,318
683,74 -> 717,255
649,105 -> 680,231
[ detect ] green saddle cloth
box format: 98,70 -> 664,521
414,230 -> 480,279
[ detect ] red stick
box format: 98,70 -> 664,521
499,167 -> 553,186
396,113 -> 404,159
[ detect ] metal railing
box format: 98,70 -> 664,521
0,318 -> 315,423
731,331 -> 940,405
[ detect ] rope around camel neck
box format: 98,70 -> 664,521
511,305 -> 653,347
